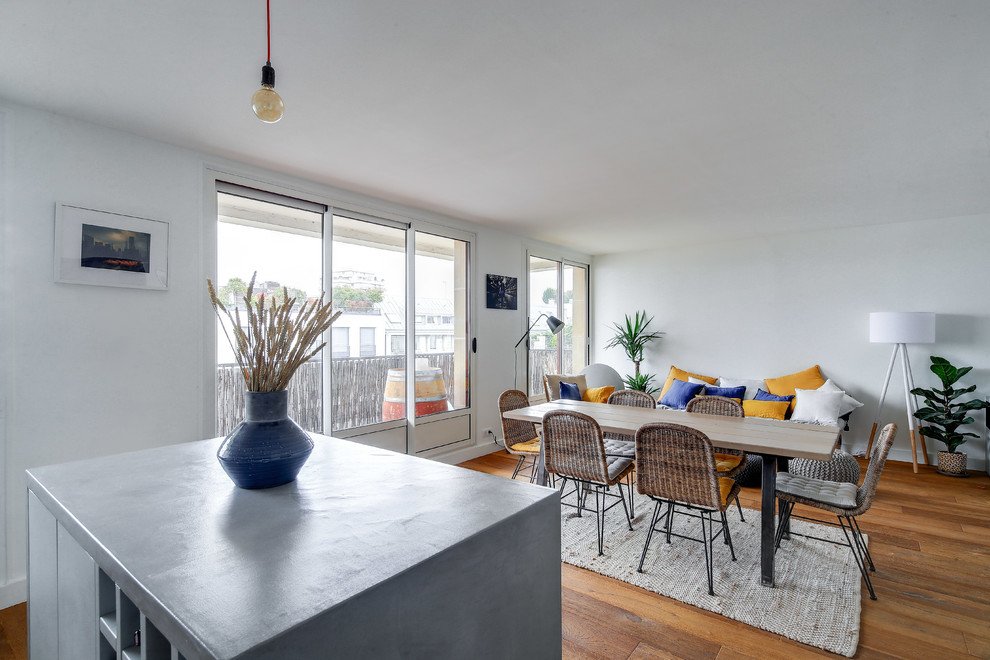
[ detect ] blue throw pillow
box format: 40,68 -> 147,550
658,379 -> 704,410
703,385 -> 747,400
559,381 -> 582,401
754,388 -> 795,403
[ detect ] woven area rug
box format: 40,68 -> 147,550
560,503 -> 864,657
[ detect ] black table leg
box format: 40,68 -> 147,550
760,453 -> 777,587
777,455 -> 790,540
536,434 -> 548,486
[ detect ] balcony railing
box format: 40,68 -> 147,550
528,348 -> 573,398
217,353 -> 456,436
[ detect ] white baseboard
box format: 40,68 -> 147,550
0,578 -> 26,609
429,441 -> 502,466
849,445 -> 988,474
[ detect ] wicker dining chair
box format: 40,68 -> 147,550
542,410 -> 635,556
604,389 -> 657,514
497,389 -> 542,483
634,422 -> 741,595
685,395 -> 748,521
774,422 -> 897,600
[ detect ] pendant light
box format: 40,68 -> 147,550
252,0 -> 284,123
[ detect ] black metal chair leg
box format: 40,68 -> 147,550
665,504 -> 675,543
838,516 -> 877,600
617,483 -> 634,531
511,455 -> 525,480
851,516 -> 876,571
701,511 -> 714,596
638,500 -> 664,572
626,472 -> 635,518
774,501 -> 794,550
735,496 -> 745,522
721,510 -> 737,561
595,486 -> 604,556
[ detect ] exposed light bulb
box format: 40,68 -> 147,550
252,62 -> 283,123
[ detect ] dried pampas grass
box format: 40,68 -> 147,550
208,272 -> 341,392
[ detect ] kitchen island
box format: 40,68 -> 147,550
27,435 -> 561,659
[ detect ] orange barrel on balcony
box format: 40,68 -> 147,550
382,368 -> 448,420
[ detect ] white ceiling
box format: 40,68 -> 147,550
3,1 -> 990,255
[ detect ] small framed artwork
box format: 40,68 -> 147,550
486,274 -> 518,310
54,203 -> 169,290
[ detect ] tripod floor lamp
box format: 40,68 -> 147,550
514,313 -> 564,392
868,311 -> 936,473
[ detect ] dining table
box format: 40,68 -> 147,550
502,398 -> 840,587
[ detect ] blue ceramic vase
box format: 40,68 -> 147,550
217,390 -> 314,489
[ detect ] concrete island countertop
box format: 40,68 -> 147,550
27,435 -> 561,659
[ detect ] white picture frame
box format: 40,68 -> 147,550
54,203 -> 169,290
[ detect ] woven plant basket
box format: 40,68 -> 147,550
936,451 -> 968,477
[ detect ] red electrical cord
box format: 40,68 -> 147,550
266,0 -> 271,64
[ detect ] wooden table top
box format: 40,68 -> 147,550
503,399 -> 839,461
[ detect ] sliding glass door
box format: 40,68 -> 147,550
329,213 -> 407,434
215,186 -> 326,435
215,182 -> 474,454
528,255 -> 589,399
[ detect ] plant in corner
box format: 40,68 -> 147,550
605,311 -> 664,394
911,356 -> 990,477
207,273 -> 341,489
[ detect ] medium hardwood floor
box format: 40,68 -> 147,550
1,454 -> 987,659
462,451 -> 990,659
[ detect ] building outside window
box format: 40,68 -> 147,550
359,327 -> 376,357
332,327 -> 350,358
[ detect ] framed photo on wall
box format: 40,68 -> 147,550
486,274 -> 517,310
54,203 -> 169,290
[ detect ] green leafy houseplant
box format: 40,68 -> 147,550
605,311 -> 664,394
911,356 -> 989,474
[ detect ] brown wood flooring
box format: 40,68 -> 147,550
1,455 -> 987,659
462,452 -> 990,659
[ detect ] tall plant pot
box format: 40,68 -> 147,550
936,450 -> 968,477
217,390 -> 314,489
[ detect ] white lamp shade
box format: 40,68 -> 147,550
869,312 -> 936,344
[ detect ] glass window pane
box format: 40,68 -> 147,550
360,327 -> 376,357
216,191 -> 324,435
563,264 -> 588,374
414,232 -> 469,416
331,215 -> 405,432
332,327 -> 350,358
528,256 -> 559,398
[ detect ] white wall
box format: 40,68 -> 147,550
592,217 -> 990,470
0,100 -> 574,607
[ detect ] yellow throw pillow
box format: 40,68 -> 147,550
765,365 -> 826,413
659,366 -> 717,399
742,399 -> 790,420
582,386 -> 615,403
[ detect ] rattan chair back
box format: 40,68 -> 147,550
854,422 -> 897,515
498,389 -> 539,452
542,410 -> 611,484
607,389 -> 657,409
685,395 -> 744,417
634,422 -> 724,510
685,395 -> 746,461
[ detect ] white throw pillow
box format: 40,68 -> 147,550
817,379 -> 864,417
716,377 -> 767,400
791,388 -> 844,426
687,377 -> 710,386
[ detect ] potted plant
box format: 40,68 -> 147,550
911,356 -> 990,477
605,311 -> 664,394
208,273 -> 340,489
